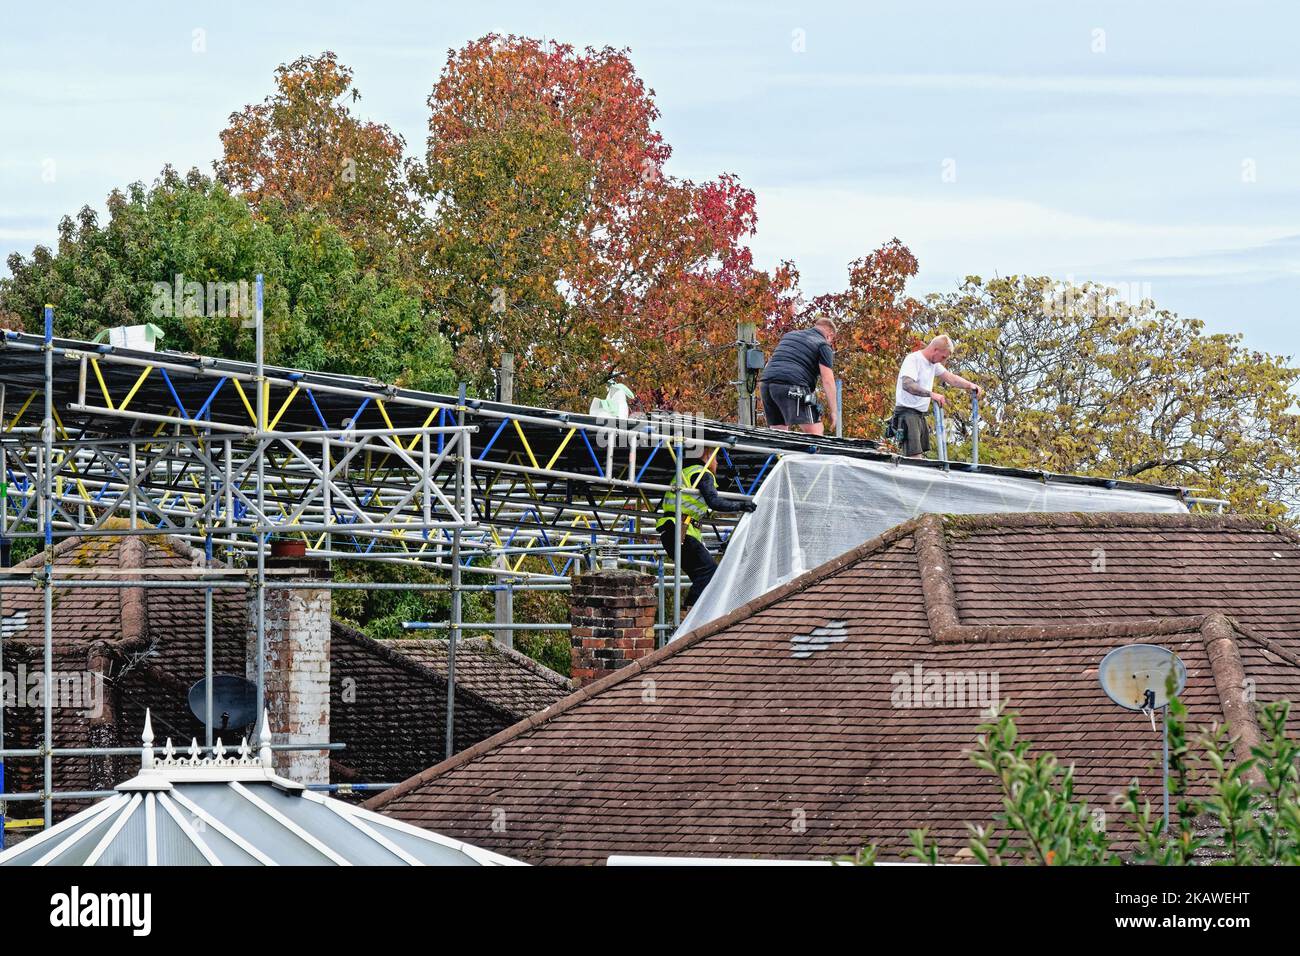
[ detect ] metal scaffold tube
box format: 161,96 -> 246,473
42,304 -> 54,827
445,383 -> 467,761
673,439 -> 683,628
204,399 -> 215,747
254,273 -> 267,719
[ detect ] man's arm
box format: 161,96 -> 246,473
819,363 -> 837,428
939,369 -> 984,398
697,471 -> 756,514
899,375 -> 931,398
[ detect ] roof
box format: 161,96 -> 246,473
0,712 -> 522,866
0,530 -> 570,807
328,624 -> 571,787
380,637 -> 572,718
364,512 -> 1300,864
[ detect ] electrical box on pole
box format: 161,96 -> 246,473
736,321 -> 761,427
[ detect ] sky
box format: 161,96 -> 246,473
2,0 -> 1296,358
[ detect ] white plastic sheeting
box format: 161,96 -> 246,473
676,454 -> 1188,637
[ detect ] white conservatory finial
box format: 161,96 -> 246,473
258,709 -> 273,768
141,708 -> 155,769
118,707 -> 300,791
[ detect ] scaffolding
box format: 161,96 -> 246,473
0,292 -> 1212,833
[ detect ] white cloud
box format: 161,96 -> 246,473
768,73 -> 1300,98
747,187 -> 1297,293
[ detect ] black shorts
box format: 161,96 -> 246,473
761,381 -> 820,427
890,406 -> 930,456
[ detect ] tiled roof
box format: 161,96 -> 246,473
365,513 -> 1300,865
380,638 -> 572,719
0,531 -> 570,808
1,533 -> 247,806
329,625 -> 570,787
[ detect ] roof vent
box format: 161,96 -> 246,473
791,621 -> 850,659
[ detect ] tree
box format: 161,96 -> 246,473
0,167 -> 454,391
422,35 -> 797,409
917,276 -> 1300,516
216,52 -> 420,267
859,699 -> 1300,865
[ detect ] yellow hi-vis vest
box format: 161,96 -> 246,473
656,464 -> 709,542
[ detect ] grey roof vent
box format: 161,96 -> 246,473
791,621 -> 850,659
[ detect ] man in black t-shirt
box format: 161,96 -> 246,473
759,316 -> 839,435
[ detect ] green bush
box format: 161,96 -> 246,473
850,697 -> 1300,865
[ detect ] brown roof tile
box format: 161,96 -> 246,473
1,532 -> 570,810
365,512 -> 1300,865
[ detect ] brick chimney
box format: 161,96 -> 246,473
569,569 -> 657,686
246,556 -> 331,785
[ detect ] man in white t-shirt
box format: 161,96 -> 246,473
890,335 -> 983,457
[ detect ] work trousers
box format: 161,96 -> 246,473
657,523 -> 718,607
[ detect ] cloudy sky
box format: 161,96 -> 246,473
2,0 -> 1296,356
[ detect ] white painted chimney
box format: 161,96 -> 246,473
246,552 -> 331,785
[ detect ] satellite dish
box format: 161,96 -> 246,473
188,675 -> 258,733
1098,643 -> 1187,712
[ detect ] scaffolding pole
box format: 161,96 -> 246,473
445,383 -> 467,761
254,273 -> 267,720
42,303 -> 54,827
673,439 -> 684,628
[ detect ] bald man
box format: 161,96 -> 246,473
891,335 -> 983,458
760,315 -> 839,436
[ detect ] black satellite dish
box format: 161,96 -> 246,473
188,675 -> 258,735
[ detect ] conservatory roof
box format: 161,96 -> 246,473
0,711 -> 522,866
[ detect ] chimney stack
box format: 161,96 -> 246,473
247,555 -> 331,785
568,569 -> 657,686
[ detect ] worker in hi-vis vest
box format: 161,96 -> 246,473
655,450 -> 757,607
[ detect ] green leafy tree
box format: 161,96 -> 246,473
867,698 -> 1300,865
332,560 -> 492,642
962,708 -> 1116,865
0,167 -> 454,391
917,276 -> 1300,516
421,106 -> 594,399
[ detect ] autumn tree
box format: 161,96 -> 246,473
916,275 -> 1300,515
0,167 -> 454,391
216,52 -> 419,267
422,35 -> 796,408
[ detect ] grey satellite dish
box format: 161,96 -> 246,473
1098,643 -> 1188,834
1098,643 -> 1186,712
188,675 -> 258,733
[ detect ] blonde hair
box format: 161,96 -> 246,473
929,334 -> 954,353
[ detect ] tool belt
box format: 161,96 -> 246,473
785,384 -> 822,414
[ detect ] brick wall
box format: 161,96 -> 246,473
247,558 -> 331,785
568,569 -> 657,685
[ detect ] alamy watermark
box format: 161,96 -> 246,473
592,408 -> 709,454
891,663 -> 1000,711
1,665 -> 105,718
50,886 -> 151,936
150,273 -> 255,321
1041,275 -> 1154,320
